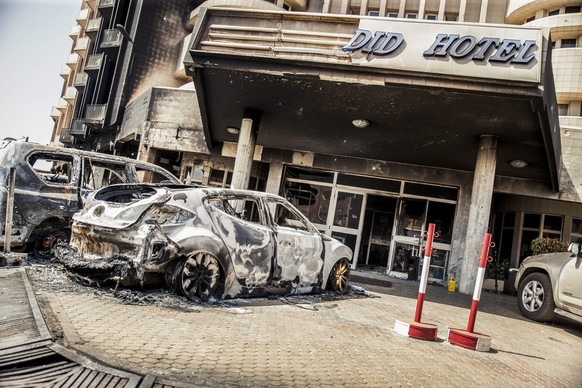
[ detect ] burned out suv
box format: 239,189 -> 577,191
0,138 -> 180,256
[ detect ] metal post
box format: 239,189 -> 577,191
467,233 -> 492,333
3,168 -> 16,254
414,223 -> 435,323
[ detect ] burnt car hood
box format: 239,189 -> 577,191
73,187 -> 173,229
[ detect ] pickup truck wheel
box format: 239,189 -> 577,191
517,272 -> 555,322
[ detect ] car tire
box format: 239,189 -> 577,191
34,230 -> 69,260
517,272 -> 555,322
180,252 -> 223,302
328,258 -> 350,294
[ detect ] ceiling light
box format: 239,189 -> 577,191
227,127 -> 240,135
352,119 -> 370,128
509,159 -> 528,168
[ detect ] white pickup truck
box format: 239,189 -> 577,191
513,242 -> 582,322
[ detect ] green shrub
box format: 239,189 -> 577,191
530,237 -> 569,255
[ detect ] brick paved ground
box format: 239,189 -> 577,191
27,265 -> 582,387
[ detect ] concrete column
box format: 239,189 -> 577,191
340,0 -> 350,14
398,0 -> 406,18
230,115 -> 257,190
458,0 -> 467,22
438,0 -> 446,20
379,0 -> 387,16
479,0 -> 489,23
418,0 -> 426,19
265,161 -> 284,195
360,0 -> 369,15
459,135 -> 497,294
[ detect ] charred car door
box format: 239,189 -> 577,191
206,195 -> 275,287
265,198 -> 324,288
21,152 -> 80,223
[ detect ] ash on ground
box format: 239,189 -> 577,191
26,259 -> 370,313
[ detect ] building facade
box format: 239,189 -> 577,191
51,0 -> 582,293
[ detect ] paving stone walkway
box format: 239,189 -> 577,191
20,266 -> 582,387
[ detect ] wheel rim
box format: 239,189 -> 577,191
181,252 -> 221,302
522,280 -> 545,312
333,259 -> 350,292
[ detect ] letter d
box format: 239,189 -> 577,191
343,29 -> 373,52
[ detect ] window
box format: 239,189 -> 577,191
135,166 -> 177,184
29,153 -> 74,186
207,196 -> 262,224
558,104 -> 569,116
561,38 -> 577,48
269,201 -> 311,231
548,9 -> 559,16
572,218 -> 582,243
445,13 -> 458,21
208,169 -> 232,187
565,6 -> 581,14
387,12 -> 399,18
542,215 -> 562,239
406,13 -> 417,19
82,160 -> 128,190
368,10 -> 380,16
425,14 -> 438,20
284,181 -> 331,226
526,16 -> 535,23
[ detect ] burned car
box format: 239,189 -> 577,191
514,242 -> 582,322
0,138 -> 180,257
64,184 -> 353,301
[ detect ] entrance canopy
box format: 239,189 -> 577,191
185,8 -> 560,190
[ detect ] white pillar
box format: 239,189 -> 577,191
438,0 -> 446,21
265,161 -> 284,195
230,116 -> 257,190
479,0 -> 489,23
459,135 -> 497,294
458,0 -> 467,22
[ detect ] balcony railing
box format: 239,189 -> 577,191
69,119 -> 89,137
86,17 -> 101,40
63,87 -> 77,103
69,25 -> 81,41
85,104 -> 107,127
59,65 -> 71,79
66,53 -> 79,70
98,0 -> 115,21
100,29 -> 122,51
76,8 -> 90,29
84,53 -> 104,75
74,36 -> 90,59
74,72 -> 88,89
59,127 -> 74,144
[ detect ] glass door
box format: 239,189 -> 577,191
327,189 -> 366,267
388,198 -> 427,278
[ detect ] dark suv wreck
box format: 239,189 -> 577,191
63,184 -> 353,301
0,138 -> 180,256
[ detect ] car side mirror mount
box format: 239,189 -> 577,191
568,242 -> 581,256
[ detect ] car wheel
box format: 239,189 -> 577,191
34,230 -> 69,260
180,252 -> 222,302
328,258 -> 350,294
517,272 -> 556,322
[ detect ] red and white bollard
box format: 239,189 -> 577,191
447,233 -> 493,351
394,223 -> 438,341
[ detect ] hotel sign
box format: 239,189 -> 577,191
341,19 -> 543,83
